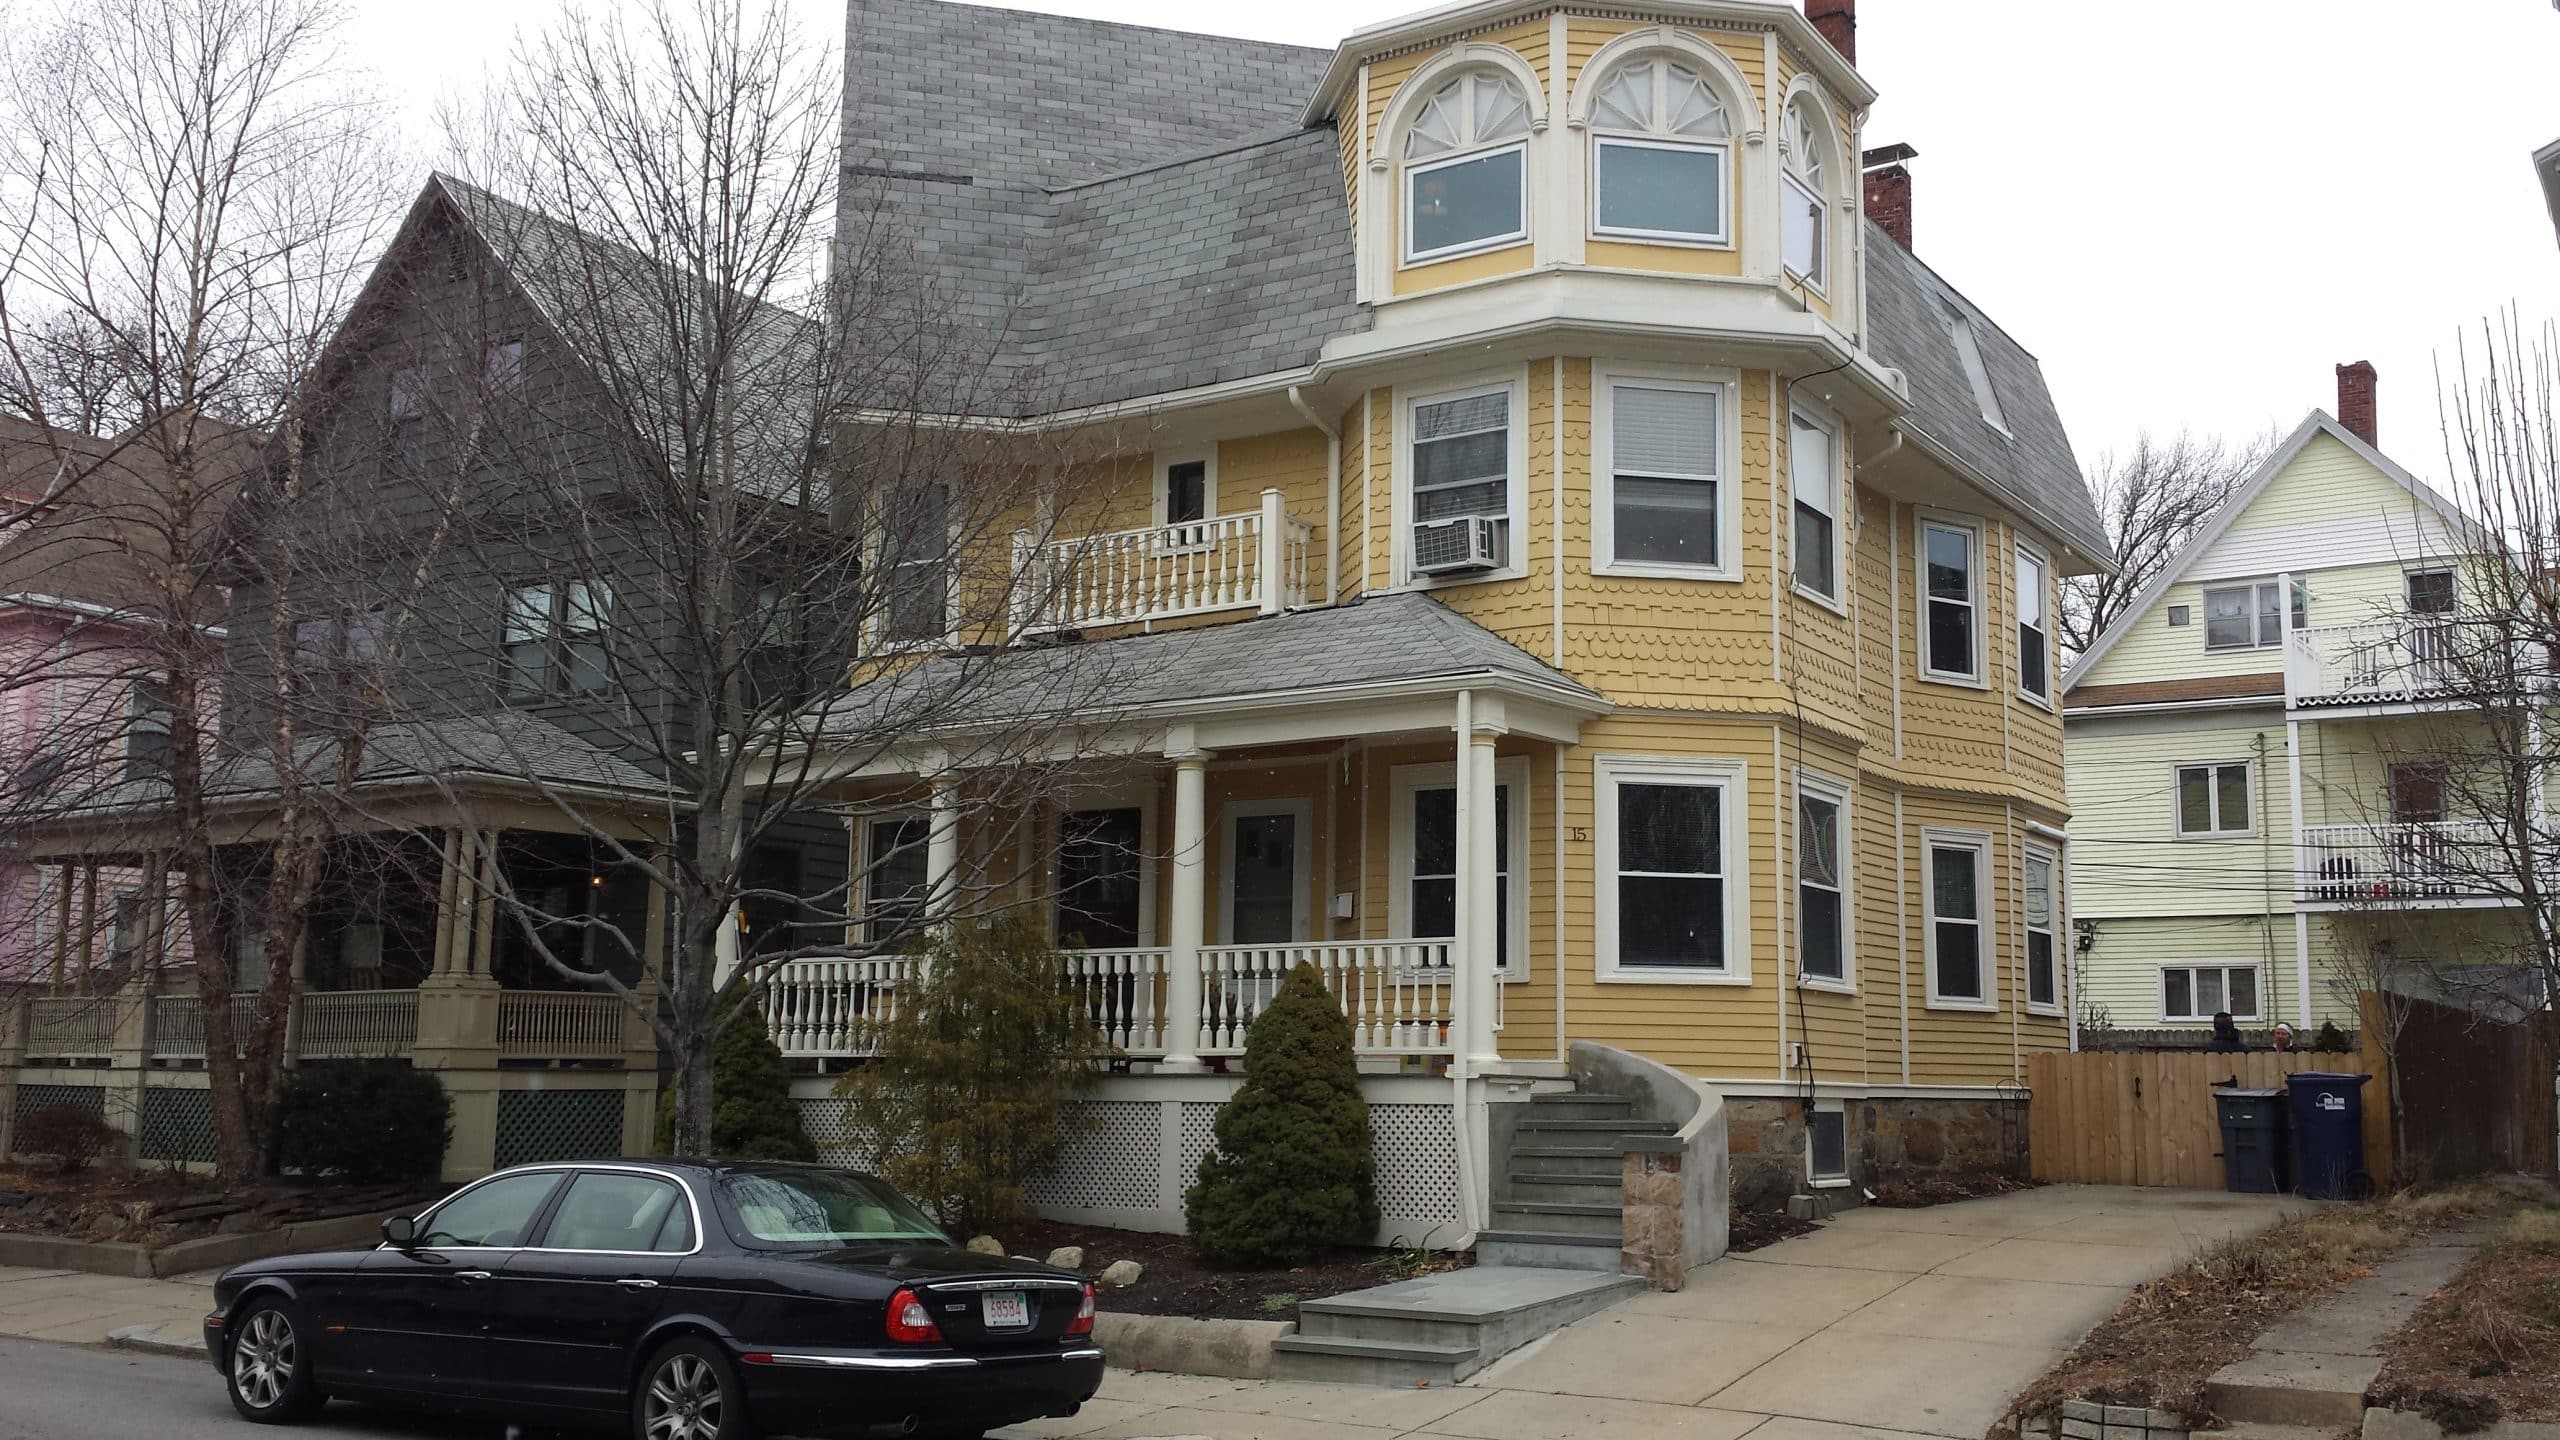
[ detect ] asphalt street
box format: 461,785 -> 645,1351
0,1340 -> 537,1440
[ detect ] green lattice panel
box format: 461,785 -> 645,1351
11,1082 -> 107,1125
138,1087 -> 217,1164
493,1089 -> 626,1169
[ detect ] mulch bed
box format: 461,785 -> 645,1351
0,1162 -> 441,1246
1003,1218 -> 1471,1322
2372,1197 -> 2560,1431
1732,1205 -> 1822,1253
1991,1179 -> 2545,1438
1871,1173 -> 2042,1208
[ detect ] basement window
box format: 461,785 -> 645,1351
1808,1106 -> 1847,1183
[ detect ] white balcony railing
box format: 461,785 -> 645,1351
2298,821 -> 2508,904
496,992 -> 627,1061
296,990 -> 419,1059
25,997 -> 117,1057
760,940 -> 1459,1061
1017,488 -> 1314,632
149,995 -> 259,1060
2286,617 -> 2530,708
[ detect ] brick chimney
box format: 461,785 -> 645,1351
1806,0 -> 1855,64
2336,361 -> 2377,446
1862,143 -> 1916,250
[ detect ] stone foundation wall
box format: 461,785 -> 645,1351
1723,1094 -> 2030,1207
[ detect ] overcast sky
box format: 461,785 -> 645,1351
350,0 -> 2560,484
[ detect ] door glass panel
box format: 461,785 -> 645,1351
1056,808 -> 1143,948
542,1173 -> 689,1253
1229,812 -> 1298,944
421,1172 -> 562,1248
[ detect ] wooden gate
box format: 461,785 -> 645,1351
2026,1050 -> 2393,1189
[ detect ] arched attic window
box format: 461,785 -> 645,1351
1402,70 -> 1534,264
1781,95 -> 1832,288
1588,57 -> 1733,244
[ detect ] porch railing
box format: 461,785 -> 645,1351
1017,488 -> 1314,632
25,997 -> 117,1057
2287,617 -> 2529,708
2298,821 -> 2507,904
760,940 -> 1457,1061
496,992 -> 627,1061
296,990 -> 420,1059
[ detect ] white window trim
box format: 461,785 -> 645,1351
1592,362 -> 1743,582
2171,759 -> 2257,840
1595,753 -> 1750,985
1916,513 -> 1986,686
1218,796 -> 1313,944
1152,449 -> 1219,530
2160,962 -> 2265,1023
1805,1099 -> 1850,1187
1403,140 -> 1531,267
1781,168 -> 1826,294
1049,789 -> 1159,950
2016,541 -> 2054,709
869,498 -> 959,653
1390,757 -> 1532,983
1588,133 -> 1733,248
1794,768 -> 1853,995
1788,403 -> 1848,613
1922,828 -> 1995,1012
2200,579 -> 2286,652
857,811 -> 930,947
2023,841 -> 2062,1017
1394,371 -> 1531,588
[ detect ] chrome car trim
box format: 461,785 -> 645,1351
924,1278 -> 1084,1293
757,1347 -> 1103,1372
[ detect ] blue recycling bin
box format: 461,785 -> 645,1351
2284,1071 -> 2371,1199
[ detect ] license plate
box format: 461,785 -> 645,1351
981,1290 -> 1029,1329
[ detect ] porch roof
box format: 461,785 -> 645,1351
803,593 -> 1607,749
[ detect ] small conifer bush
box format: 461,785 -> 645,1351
659,1007 -> 817,1162
271,1063 -> 452,1184
1185,963 -> 1378,1265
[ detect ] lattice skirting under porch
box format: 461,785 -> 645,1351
494,1088 -> 627,1169
138,1086 -> 218,1164
797,1076 -> 1462,1247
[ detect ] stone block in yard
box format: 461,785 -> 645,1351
1045,1246 -> 1084,1270
965,1235 -> 1004,1255
2062,1402 -> 2105,1423
2062,1419 -> 2102,1440
2103,1425 -> 2145,1440
2103,1408 -> 2150,1428
1099,1259 -> 1143,1287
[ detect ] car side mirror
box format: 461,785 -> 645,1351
381,1215 -> 419,1248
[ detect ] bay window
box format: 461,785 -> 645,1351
1797,777 -> 1847,985
1601,376 -> 1726,574
1597,756 -> 1746,981
1402,71 -> 1532,263
1790,410 -> 1838,598
1781,97 -> 1828,287
1408,384 -> 1516,575
1588,58 -> 1733,244
1921,520 -> 1980,681
881,482 -> 950,644
2025,846 -> 2059,1012
2018,547 -> 2050,700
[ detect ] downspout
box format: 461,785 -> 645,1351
1288,386 -> 1341,606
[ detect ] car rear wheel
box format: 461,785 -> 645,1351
224,1297 -> 324,1424
633,1337 -> 753,1440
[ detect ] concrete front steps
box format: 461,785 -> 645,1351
1477,1090 -> 1671,1272
1269,1265 -> 1643,1386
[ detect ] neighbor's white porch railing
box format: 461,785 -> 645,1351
2285,617 -> 2525,708
496,992 -> 627,1061
759,940 -> 1458,1061
295,990 -> 419,1059
2298,821 -> 2507,904
24,996 -> 117,1057
148,995 -> 258,1060
1017,488 -> 1314,631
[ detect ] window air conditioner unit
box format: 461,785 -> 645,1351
1413,516 -> 1501,575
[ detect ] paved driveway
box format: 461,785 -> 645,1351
1007,1184 -> 2310,1440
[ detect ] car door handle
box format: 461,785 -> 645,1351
455,1270 -> 494,1283
616,1278 -> 661,1291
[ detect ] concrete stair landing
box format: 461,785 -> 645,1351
1269,1265 -> 1643,1386
1477,1090 -> 1669,1271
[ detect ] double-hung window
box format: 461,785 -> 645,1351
1410,386 -> 1514,574
1603,378 -> 1725,574
1161,459 -> 1208,528
1056,807 -> 1144,950
126,679 -> 173,780
1397,762 -> 1524,975
1588,58 -> 1732,244
386,365 -> 427,469
1790,410 -> 1838,598
2017,547 -> 2051,701
2202,581 -> 2290,650
2025,846 -> 2060,1012
1925,836 -> 1988,1007
1597,757 -> 1745,981
1402,71 -> 1532,264
2406,568 -> 2456,615
1921,520 -> 1980,680
1780,97 -> 1828,287
862,815 -> 931,946
504,581 -> 610,696
2175,762 -> 2251,837
881,482 -> 950,644
2162,964 -> 2260,1022
1796,777 -> 1847,986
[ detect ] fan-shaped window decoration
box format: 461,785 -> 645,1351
1782,96 -> 1829,287
1401,70 -> 1534,263
1589,57 -> 1734,243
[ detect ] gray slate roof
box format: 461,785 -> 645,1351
811,591 -> 1604,738
1860,220 -> 2105,563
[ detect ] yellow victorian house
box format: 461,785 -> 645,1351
772,0 -> 2109,1269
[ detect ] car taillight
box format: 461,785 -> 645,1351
885,1286 -> 942,1344
1065,1282 -> 1096,1337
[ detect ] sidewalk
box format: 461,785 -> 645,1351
0,1264 -> 213,1353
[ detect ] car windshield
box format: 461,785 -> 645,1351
717,1170 -> 948,1248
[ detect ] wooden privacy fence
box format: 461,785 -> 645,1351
2027,1048 -> 2395,1190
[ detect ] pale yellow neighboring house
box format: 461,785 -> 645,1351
2064,366 -> 2504,1038
769,0 -> 2106,1247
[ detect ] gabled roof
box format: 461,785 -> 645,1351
2062,411 -> 2487,690
1862,220 -> 2106,567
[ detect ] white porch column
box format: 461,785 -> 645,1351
1465,718 -> 1504,1072
1451,692 -> 1476,1081
1256,487 -> 1288,615
1160,744 -> 1211,1073
926,773 -> 961,921
2286,717 -> 2313,1027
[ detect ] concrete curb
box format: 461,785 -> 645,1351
1090,1312 -> 1294,1380
106,1323 -> 209,1360
0,1210 -> 402,1280
2365,1409 -> 2560,1440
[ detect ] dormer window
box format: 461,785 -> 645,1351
1588,58 -> 1731,244
1781,97 -> 1828,287
1403,71 -> 1533,264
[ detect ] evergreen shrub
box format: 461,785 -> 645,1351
270,1063 -> 451,1184
1185,963 -> 1378,1265
657,1006 -> 818,1162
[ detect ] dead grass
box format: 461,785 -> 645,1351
2372,1189 -> 2560,1431
1995,1178 -> 2537,1439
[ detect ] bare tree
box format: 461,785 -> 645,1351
2061,431 -> 2271,661
0,0 -> 403,1180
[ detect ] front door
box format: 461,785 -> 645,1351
1222,800 -> 1309,944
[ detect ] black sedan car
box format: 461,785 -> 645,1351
201,1160 -> 1103,1439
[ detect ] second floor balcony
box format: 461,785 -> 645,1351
2296,820 -> 2515,908
1018,488 -> 1317,632
2286,616 -> 2538,711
